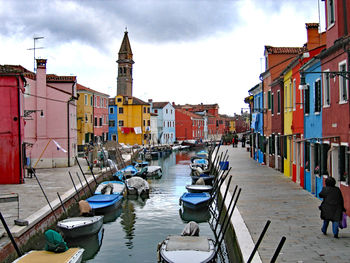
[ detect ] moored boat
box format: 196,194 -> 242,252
86,194 -> 123,214
179,192 -> 211,210
13,248 -> 84,263
190,174 -> 215,185
94,181 -> 125,195
114,165 -> 139,180
157,235 -> 216,263
125,176 -> 150,196
57,216 -> 103,239
185,184 -> 213,193
146,165 -> 162,178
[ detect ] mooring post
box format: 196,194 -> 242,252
68,171 -> 79,202
247,220 -> 271,263
76,172 -> 88,197
270,236 -> 286,263
57,192 -> 68,218
33,171 -> 57,221
0,212 -> 22,257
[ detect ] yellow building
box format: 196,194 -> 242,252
283,69 -> 293,178
77,83 -> 94,148
116,95 -> 150,145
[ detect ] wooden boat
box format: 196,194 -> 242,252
13,248 -> 84,263
185,184 -> 213,193
94,181 -> 125,195
190,174 -> 215,185
179,207 -> 211,223
57,216 -> 103,239
196,150 -> 209,158
158,235 -> 216,263
179,192 -> 211,210
125,176 -> 150,196
86,194 -> 123,214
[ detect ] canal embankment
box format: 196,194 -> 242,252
221,144 -> 350,263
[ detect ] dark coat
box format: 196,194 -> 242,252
319,186 -> 345,222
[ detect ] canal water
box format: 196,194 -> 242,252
67,149 -> 237,262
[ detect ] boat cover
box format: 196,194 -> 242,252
44,230 -> 68,253
13,248 -> 84,263
87,194 -> 120,202
95,181 -> 125,195
181,221 -> 200,236
57,216 -> 103,229
180,193 -> 211,205
126,176 -> 149,195
165,236 -> 210,252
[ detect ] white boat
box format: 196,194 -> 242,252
126,176 -> 150,196
146,166 -> 162,178
57,216 -> 104,239
94,181 -> 125,195
13,248 -> 84,263
185,185 -> 213,193
158,235 -> 216,263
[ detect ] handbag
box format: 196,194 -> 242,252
339,212 -> 347,229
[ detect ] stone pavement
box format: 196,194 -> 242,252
221,145 -> 350,263
0,157 -> 105,248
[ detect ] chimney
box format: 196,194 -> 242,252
148,99 -> 153,103
36,58 -> 47,137
305,23 -> 321,50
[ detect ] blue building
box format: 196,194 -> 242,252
149,101 -> 176,144
249,83 -> 264,164
300,58 -> 324,198
108,98 -> 118,141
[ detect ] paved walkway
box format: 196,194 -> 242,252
221,145 -> 350,263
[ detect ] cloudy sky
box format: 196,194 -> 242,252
1,0 -> 325,115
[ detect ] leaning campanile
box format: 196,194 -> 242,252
116,30 -> 134,96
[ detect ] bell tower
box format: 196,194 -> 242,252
117,30 -> 134,96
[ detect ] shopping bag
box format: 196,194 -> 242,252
340,212 -> 347,229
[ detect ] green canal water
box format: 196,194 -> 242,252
66,149 -> 240,262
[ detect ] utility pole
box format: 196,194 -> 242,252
27,36 -> 44,72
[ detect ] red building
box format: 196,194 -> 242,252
175,108 -> 204,141
320,0 -> 350,212
0,66 -> 26,184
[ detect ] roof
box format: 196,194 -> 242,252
176,108 -> 203,119
116,95 -> 149,105
77,83 -> 109,97
152,102 -> 169,108
119,31 -> 133,55
0,65 -> 25,74
264,46 -> 306,55
175,103 -> 219,111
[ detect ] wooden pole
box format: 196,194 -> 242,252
33,138 -> 52,168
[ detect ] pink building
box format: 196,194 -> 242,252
92,91 -> 109,143
11,59 -> 78,168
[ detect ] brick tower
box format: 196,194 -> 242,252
116,30 -> 134,96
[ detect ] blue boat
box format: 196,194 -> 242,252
86,194 -> 123,214
114,165 -> 139,180
179,192 -> 211,210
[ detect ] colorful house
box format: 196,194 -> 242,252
11,59 -> 78,168
108,98 -> 118,141
93,91 -> 109,143
174,108 -> 204,141
116,95 -> 150,145
0,66 -> 26,184
150,112 -> 158,145
149,101 -> 176,144
319,0 -> 350,211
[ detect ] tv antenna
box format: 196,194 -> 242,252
27,36 -> 45,72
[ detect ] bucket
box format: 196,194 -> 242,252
219,161 -> 229,171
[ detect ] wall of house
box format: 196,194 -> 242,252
77,91 -> 93,145
284,69 -> 293,178
175,110 -> 193,141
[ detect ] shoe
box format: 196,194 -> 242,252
321,228 -> 326,235
334,234 -> 339,238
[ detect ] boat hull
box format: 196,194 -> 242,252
185,185 -> 213,193
57,216 -> 103,239
180,193 -> 211,210
86,194 -> 123,214
191,175 -> 215,185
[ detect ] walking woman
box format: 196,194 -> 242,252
319,177 -> 346,238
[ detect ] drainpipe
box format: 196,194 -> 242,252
67,89 -> 78,167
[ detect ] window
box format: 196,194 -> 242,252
117,97 -> 122,102
327,0 -> 335,28
339,146 -> 349,182
315,79 -> 321,113
289,82 -> 292,111
147,120 -> 150,126
90,96 -> 93,106
339,61 -> 348,103
143,120 -> 146,126
277,90 -> 281,113
109,107 -> 114,114
154,109 -> 158,113
323,70 -> 330,106
293,79 -> 296,111
143,107 -> 146,113
99,117 -> 102,126
118,120 -> 124,127
166,109 -> 168,114
314,143 -> 320,175
85,113 -> 88,123
305,85 -> 310,114
109,120 -> 115,127
283,136 -> 287,159
268,90 -> 271,110
284,85 -> 287,112
94,96 -> 97,107
271,93 -> 274,115
84,94 -> 88,105
94,117 -> 98,126
147,107 -> 150,113
100,98 -> 102,108
119,107 -> 124,114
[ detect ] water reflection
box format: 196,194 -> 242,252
120,199 -> 136,249
103,206 -> 122,224
67,227 -> 104,261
